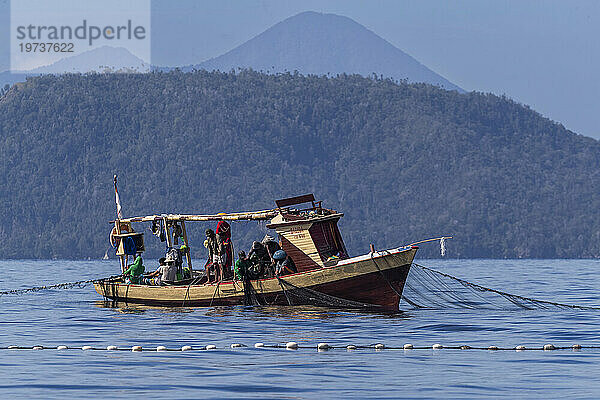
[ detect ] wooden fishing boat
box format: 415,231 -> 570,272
95,193 -> 418,311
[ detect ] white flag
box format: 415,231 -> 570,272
114,175 -> 122,219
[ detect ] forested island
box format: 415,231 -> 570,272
0,70 -> 598,259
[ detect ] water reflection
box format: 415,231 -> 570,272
94,300 -> 196,314
94,299 -> 409,321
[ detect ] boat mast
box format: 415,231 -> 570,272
114,174 -> 125,273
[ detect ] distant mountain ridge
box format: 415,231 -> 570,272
0,46 -> 148,89
196,11 -> 462,91
27,46 -> 149,74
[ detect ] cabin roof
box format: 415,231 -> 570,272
266,212 -> 344,229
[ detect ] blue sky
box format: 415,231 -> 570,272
1,0 -> 598,139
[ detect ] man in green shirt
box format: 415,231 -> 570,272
234,251 -> 251,281
124,253 -> 145,283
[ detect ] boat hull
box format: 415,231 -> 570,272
94,247 -> 416,311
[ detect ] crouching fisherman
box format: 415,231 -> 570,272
123,252 -> 145,283
273,250 -> 297,276
145,257 -> 177,285
234,251 -> 251,281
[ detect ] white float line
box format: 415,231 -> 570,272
0,343 -> 595,352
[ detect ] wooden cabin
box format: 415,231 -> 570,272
267,194 -> 348,272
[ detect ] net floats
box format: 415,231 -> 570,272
2,342 -> 596,352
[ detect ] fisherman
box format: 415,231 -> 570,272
172,222 -> 184,245
273,250 -> 297,276
179,244 -> 191,279
123,252 -> 145,283
216,221 -> 233,280
145,257 -> 176,285
234,251 -> 251,281
263,235 -> 280,259
247,241 -> 270,278
204,228 -> 220,282
261,236 -> 281,277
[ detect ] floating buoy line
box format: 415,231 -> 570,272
1,342 -> 596,352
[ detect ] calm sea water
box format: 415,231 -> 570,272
2,259 -> 600,399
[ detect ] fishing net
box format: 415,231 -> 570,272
240,277 -> 379,310
3,263 -> 598,312
0,276 -> 121,297
401,263 -> 599,311
276,277 -> 380,309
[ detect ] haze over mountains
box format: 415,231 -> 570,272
1,12 -> 461,93
0,71 -> 598,259
196,12 -> 462,91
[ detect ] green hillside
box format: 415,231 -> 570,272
0,70 -> 599,259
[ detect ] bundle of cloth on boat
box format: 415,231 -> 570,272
123,236 -> 137,255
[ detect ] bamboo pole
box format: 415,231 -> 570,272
407,236 -> 453,247
181,221 -> 192,271
112,209 -> 279,224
